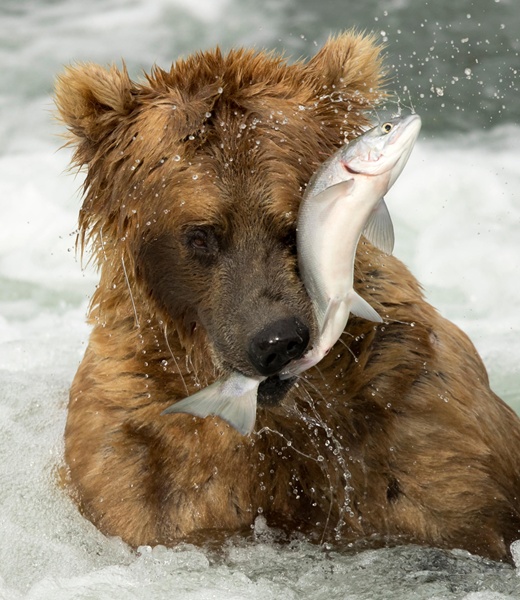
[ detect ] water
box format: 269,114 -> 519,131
1,0 -> 520,597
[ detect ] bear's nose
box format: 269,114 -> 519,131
248,317 -> 310,377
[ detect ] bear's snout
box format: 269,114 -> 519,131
248,317 -> 310,376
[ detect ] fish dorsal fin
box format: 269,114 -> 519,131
349,290 -> 383,323
362,197 -> 395,255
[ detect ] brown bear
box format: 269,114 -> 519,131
55,31 -> 520,562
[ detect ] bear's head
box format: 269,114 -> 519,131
55,32 -> 385,406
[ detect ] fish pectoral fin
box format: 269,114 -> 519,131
312,179 -> 355,204
162,373 -> 259,436
349,291 -> 383,323
362,197 -> 395,254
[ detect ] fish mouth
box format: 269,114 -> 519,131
257,374 -> 297,407
341,160 -> 361,175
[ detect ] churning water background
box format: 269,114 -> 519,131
1,0 -> 520,598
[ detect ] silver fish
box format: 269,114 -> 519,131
163,114 -> 422,433
280,113 -> 422,377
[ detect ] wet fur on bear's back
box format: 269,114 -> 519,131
55,32 -> 520,561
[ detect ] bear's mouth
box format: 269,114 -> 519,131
257,375 -> 296,407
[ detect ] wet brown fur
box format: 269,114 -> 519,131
55,32 -> 520,561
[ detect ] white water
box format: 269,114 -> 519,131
1,0 -> 520,598
388,125 -> 520,411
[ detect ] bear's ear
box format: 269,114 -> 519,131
55,62 -> 137,146
302,31 -> 386,127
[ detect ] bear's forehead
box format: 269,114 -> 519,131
133,93 -> 324,156
120,97 -> 323,222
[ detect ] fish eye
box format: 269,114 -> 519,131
382,122 -> 393,133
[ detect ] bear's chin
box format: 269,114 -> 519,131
257,375 -> 296,407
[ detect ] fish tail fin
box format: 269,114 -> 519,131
216,386 -> 258,436
162,374 -> 259,436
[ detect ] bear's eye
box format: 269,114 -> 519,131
190,230 -> 208,250
184,226 -> 219,260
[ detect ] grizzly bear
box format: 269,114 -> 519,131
55,31 -> 520,562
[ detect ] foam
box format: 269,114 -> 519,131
386,125 -> 520,405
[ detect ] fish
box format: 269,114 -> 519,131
280,113 -> 422,377
162,114 -> 422,434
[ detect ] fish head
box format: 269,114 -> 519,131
340,114 -> 422,187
